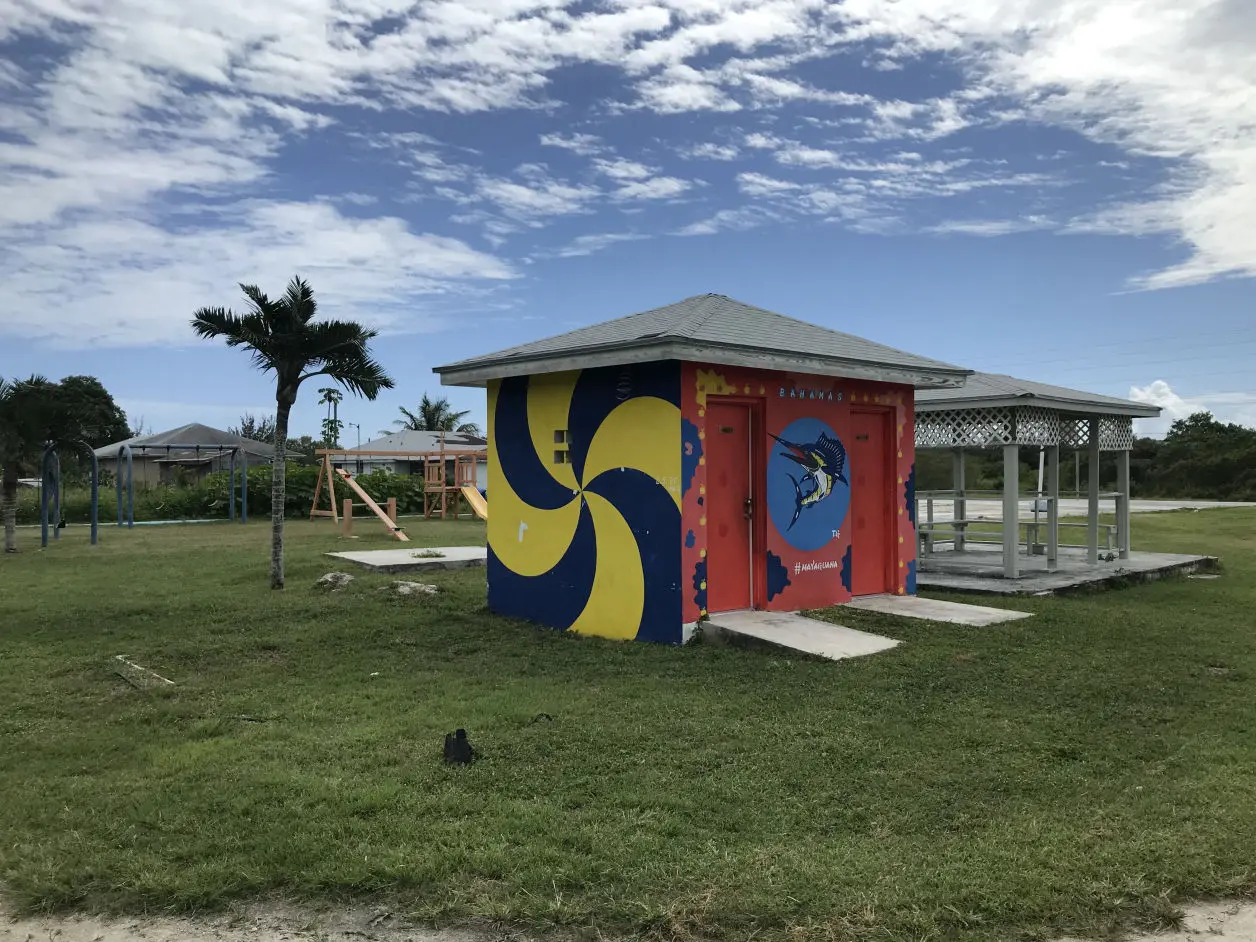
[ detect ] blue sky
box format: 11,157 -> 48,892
1,0 -> 1253,441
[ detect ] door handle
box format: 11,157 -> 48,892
744,497 -> 753,520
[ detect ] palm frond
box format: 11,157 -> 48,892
192,307 -> 279,372
284,277 -> 317,326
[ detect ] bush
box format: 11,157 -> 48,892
15,464 -> 426,524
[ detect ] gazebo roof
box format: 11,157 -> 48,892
94,423 -> 295,460
436,294 -> 971,389
917,372 -> 1160,418
914,372 -> 1160,452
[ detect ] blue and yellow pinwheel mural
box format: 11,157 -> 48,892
486,363 -> 684,644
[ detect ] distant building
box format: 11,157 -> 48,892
94,423 -> 293,486
335,429 -> 488,490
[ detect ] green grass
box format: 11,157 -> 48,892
3,510 -> 1256,941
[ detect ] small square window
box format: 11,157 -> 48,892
553,450 -> 570,464
553,429 -> 568,444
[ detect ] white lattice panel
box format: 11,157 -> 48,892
918,409 -> 1134,451
915,407 -> 1013,448
1012,407 -> 1059,446
1100,416 -> 1134,450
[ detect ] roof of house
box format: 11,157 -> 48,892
435,293 -> 971,389
915,372 -> 1161,417
344,429 -> 488,456
93,423 -> 296,460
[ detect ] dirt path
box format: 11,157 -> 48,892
0,903 -> 490,942
4,900 -> 1255,942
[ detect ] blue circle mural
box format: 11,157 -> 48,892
766,417 -> 852,552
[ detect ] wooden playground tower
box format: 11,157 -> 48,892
309,437 -> 484,541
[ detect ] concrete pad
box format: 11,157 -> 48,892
704,610 -> 899,661
326,545 -> 486,574
842,593 -> 1032,626
917,545 -> 1217,596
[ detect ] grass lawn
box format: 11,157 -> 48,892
3,510 -> 1256,941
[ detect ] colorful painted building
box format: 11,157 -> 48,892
435,295 -> 970,645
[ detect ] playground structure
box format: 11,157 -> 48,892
112,443 -> 252,528
40,441 -> 100,547
333,467 -> 408,541
310,441 -> 486,540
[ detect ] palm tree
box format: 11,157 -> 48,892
393,393 -> 481,436
0,375 -> 59,553
192,277 -> 393,589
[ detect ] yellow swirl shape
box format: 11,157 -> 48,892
489,370 -> 681,642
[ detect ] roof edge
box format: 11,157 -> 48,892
915,393 -> 1161,418
436,338 -> 971,389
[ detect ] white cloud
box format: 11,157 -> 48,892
548,232 -> 649,258
832,0 -> 1256,289
928,216 -> 1053,236
0,201 -> 514,348
539,132 -> 605,156
674,206 -> 779,236
594,158 -> 654,181
1130,380 -> 1256,435
612,176 -> 691,200
1,0 -> 1254,361
476,175 -> 601,220
678,141 -> 741,160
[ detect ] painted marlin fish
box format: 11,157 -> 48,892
770,431 -> 848,531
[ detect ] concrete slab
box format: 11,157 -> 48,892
704,610 -> 899,661
917,545 -> 1216,596
326,545 -> 486,574
841,594 -> 1032,626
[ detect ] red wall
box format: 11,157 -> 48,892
680,362 -> 917,624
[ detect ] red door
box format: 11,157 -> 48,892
706,401 -> 753,613
849,409 -> 893,596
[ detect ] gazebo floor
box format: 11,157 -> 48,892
917,543 -> 1217,595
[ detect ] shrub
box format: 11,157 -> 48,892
16,464 -> 426,524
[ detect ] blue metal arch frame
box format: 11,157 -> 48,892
41,441 -> 99,547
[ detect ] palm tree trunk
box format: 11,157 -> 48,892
271,401 -> 291,589
2,465 -> 18,553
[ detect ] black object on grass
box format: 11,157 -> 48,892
443,728 -> 475,765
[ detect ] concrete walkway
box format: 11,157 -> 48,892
327,546 -> 486,573
704,610 -> 899,661
842,593 -> 1032,626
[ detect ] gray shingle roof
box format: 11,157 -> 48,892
347,430 -> 487,453
916,372 -> 1161,417
436,294 -> 969,386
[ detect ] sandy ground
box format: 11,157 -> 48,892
0,904 -> 490,942
3,900 -> 1255,942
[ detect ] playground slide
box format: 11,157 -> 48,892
334,469 -> 410,541
460,486 -> 488,521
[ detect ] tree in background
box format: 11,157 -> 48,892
318,387 -> 344,448
0,376 -> 71,552
392,393 -> 481,436
57,376 -> 130,448
284,435 -> 319,465
1139,412 -> 1256,500
192,277 -> 393,589
230,413 -> 278,443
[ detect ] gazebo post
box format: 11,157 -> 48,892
1046,444 -> 1060,571
952,447 -> 966,551
1002,443 -> 1019,578
1086,417 -> 1101,564
1117,448 -> 1131,560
